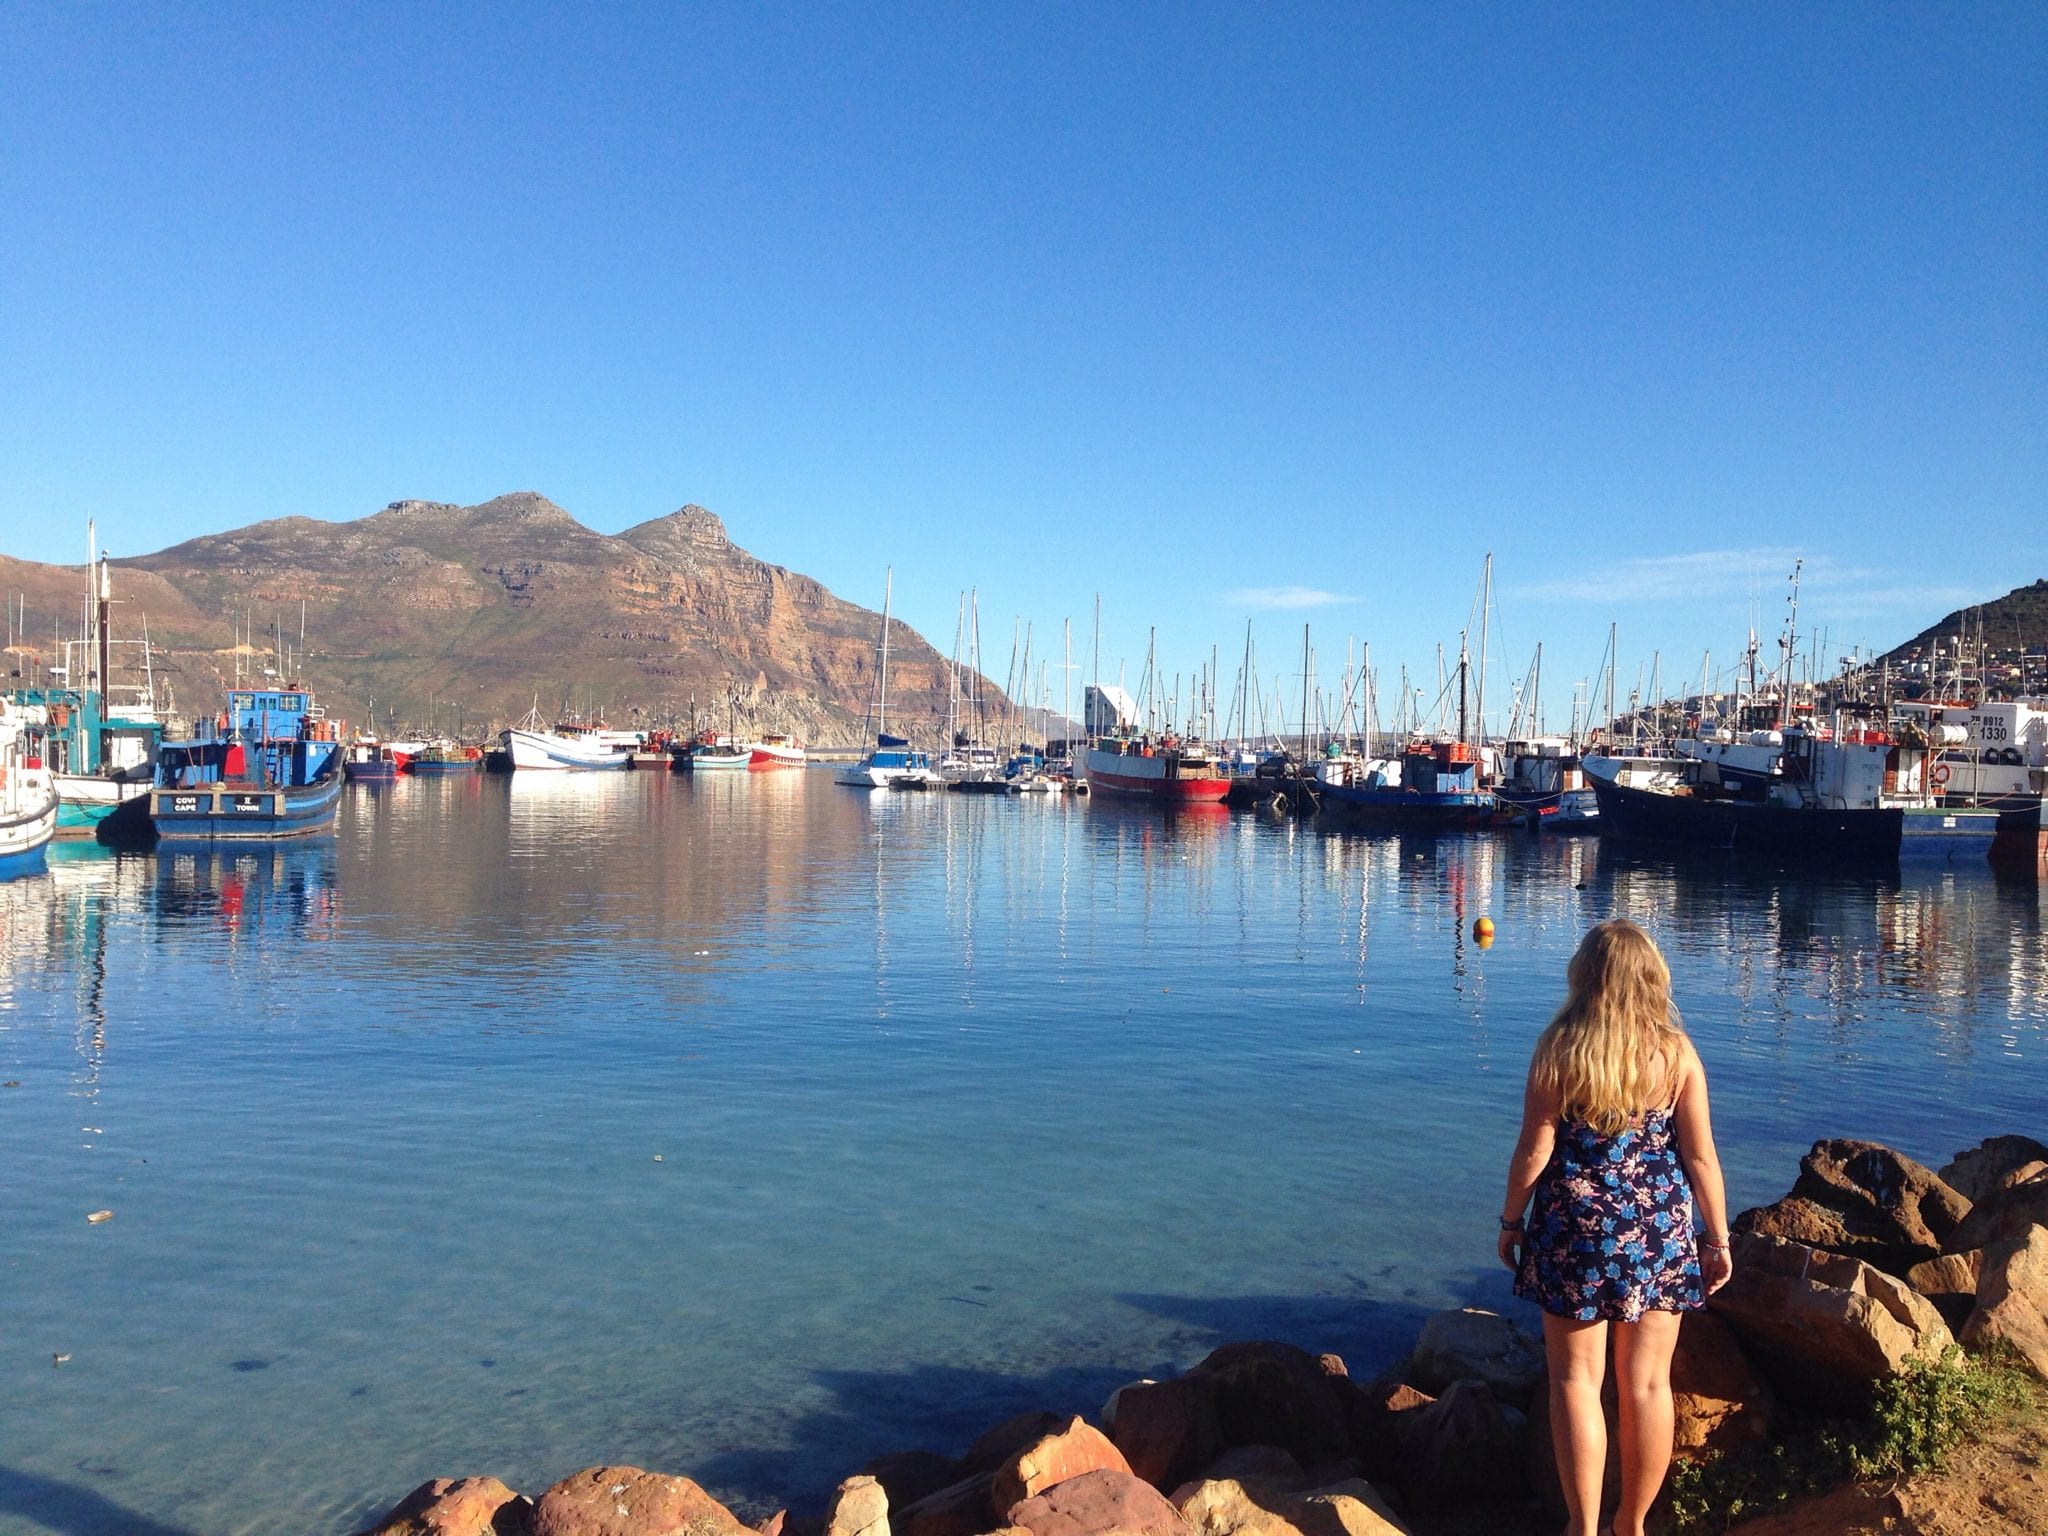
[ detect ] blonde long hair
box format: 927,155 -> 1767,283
1532,919 -> 1686,1135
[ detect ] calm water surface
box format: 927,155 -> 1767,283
1,772 -> 2042,1535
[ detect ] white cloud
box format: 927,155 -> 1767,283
1226,585 -> 1355,610
1521,548 -> 1813,605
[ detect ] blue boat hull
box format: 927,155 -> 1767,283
1590,776 -> 1999,861
101,768 -> 344,845
1318,780 -> 1495,827
404,758 -> 478,776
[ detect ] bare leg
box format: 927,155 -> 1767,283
1542,1313 -> 1609,1536
1611,1310 -> 1682,1536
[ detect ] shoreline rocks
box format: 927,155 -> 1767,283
357,1129 -> 2044,1536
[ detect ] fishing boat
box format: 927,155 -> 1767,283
1493,737 -> 1599,832
343,738 -> 401,781
748,733 -> 807,769
1315,737 -> 1495,826
677,734 -> 752,771
500,704 -> 636,771
405,742 -> 481,775
1081,733 -> 1231,803
838,570 -> 942,789
6,536 -> 167,834
1588,719 -> 2001,861
0,699 -> 60,879
99,687 -> 346,845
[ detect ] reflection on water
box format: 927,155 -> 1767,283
0,773 -> 2040,1536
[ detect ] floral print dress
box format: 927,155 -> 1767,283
1514,1109 -> 1704,1322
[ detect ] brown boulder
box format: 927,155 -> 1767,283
1405,1308 -> 1543,1410
1710,1235 -> 1954,1408
965,1414 -> 1070,1474
1961,1227 -> 2048,1379
1946,1171 -> 2048,1253
1111,1377 -> 1225,1492
824,1477 -> 889,1536
532,1468 -> 752,1536
994,1418 -> 1133,1516
1008,1469 -> 1192,1536
756,1515 -> 786,1536
1188,1344 -> 1353,1466
897,1474 -> 995,1536
1907,1249 -> 1990,1332
1192,1447 -> 1307,1493
358,1478 -> 533,1536
1392,1380 -> 1526,1508
1171,1477 -> 1409,1536
1739,1139 -> 1969,1276
1939,1135 -> 2048,1205
856,1454 -> 960,1517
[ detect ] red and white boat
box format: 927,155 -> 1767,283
749,733 -> 807,770
1081,734 -> 1231,803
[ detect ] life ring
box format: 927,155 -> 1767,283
1930,762 -> 1952,786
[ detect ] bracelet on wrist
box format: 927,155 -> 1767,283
1499,1216 -> 1525,1232
1699,1234 -> 1731,1250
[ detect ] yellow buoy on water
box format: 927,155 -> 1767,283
1473,917 -> 1495,941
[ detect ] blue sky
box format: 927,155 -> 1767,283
2,6 -> 2042,731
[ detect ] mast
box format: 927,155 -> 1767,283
96,543 -> 112,706
1457,632 -> 1469,748
1299,624 -> 1311,759
1605,622 -> 1617,740
877,568 -> 893,739
1476,552 -> 1491,750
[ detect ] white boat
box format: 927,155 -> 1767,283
837,570 -> 941,789
0,700 -> 60,880
502,725 -> 635,771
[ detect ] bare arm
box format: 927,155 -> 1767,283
1672,1038 -> 1733,1292
1497,1066 -> 1560,1268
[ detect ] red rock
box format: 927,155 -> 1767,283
1710,1235 -> 1954,1408
1940,1135 -> 2048,1205
1670,1311 -> 1776,1456
1008,1469 -> 1192,1536
1961,1227 -> 2048,1379
1187,1344 -> 1353,1466
358,1477 -> 533,1536
993,1418 -> 1133,1516
898,1473 -> 996,1536
964,1414 -> 1068,1474
1111,1377 -> 1225,1492
1392,1380 -> 1525,1508
1739,1139 -> 1969,1276
531,1467 -> 753,1536
1947,1172 -> 2048,1253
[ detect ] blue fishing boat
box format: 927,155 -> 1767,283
1587,722 -> 2000,862
1316,738 -> 1496,827
99,688 -> 345,846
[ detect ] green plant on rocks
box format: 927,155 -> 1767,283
1664,1346 -> 2032,1533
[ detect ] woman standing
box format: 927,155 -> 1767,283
1499,919 -> 1733,1536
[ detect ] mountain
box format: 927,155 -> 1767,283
1881,579 -> 2048,667
0,494 -> 1003,744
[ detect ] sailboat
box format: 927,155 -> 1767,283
837,570 -> 938,789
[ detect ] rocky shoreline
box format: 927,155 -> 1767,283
355,1133 -> 2048,1536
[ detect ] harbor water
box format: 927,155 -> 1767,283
1,771 -> 2043,1535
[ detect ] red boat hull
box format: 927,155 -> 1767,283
1084,754 -> 1231,803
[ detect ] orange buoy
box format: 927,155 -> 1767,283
1473,917 -> 1495,940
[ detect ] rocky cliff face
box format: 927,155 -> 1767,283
1,494 -> 999,744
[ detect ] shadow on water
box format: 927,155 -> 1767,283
0,1464 -> 203,1536
689,1288 -> 1439,1516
